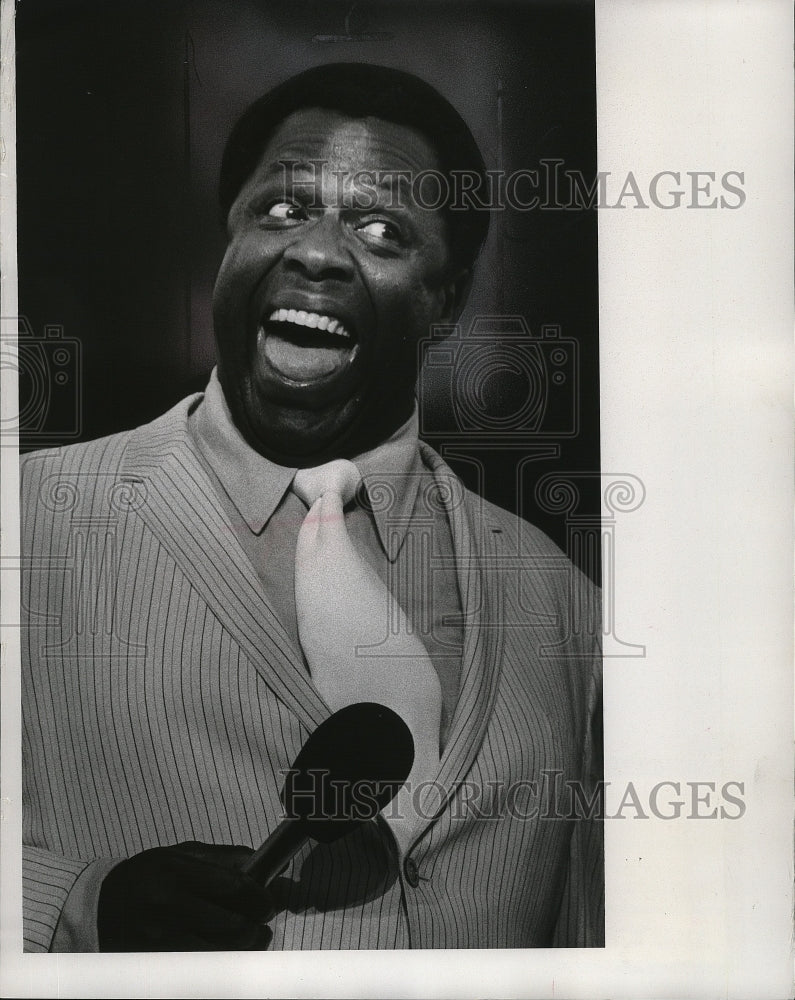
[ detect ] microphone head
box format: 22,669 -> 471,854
282,702 -> 414,843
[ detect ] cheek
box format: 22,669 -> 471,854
369,260 -> 446,327
213,235 -> 272,314
213,247 -> 244,318
379,282 -> 445,347
369,293 -> 443,376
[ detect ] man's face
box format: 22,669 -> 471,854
212,107 -> 463,463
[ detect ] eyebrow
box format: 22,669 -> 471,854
268,159 -> 322,175
264,160 -> 418,203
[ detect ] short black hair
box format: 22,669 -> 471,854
218,62 -> 490,273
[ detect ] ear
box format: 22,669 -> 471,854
438,267 -> 473,324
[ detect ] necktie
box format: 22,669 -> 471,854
292,459 -> 442,854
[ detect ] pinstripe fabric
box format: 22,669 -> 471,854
21,395 -> 603,952
22,847 -> 88,952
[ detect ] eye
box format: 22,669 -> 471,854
265,201 -> 308,222
356,219 -> 403,244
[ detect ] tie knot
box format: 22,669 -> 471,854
292,459 -> 362,508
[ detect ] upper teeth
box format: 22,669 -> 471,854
268,308 -> 351,339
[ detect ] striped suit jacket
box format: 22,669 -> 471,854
21,395 -> 604,952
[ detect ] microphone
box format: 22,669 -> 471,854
240,702 -> 414,887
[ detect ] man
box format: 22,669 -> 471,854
21,63 -> 603,952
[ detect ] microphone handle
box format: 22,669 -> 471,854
240,817 -> 309,888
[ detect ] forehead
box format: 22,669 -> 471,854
256,107 -> 442,177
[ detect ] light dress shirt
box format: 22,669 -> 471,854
188,369 -> 464,750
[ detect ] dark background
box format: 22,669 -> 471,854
15,0 -> 600,580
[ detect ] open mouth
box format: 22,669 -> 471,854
258,308 -> 359,382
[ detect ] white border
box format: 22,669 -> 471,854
1,0 -> 793,996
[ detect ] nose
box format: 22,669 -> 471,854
282,213 -> 355,282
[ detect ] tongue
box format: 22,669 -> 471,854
260,326 -> 353,381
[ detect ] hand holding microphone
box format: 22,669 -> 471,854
97,703 -> 413,950
97,841 -> 276,952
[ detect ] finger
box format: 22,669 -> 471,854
167,854 -> 275,920
262,875 -> 292,921
158,892 -> 272,950
164,925 -> 272,953
157,919 -> 272,951
173,842 -> 254,869
147,931 -> 221,952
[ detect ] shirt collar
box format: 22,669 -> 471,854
190,368 -> 422,562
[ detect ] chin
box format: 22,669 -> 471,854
222,363 -> 413,463
243,391 -> 364,464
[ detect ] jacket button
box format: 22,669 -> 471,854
403,857 -> 420,888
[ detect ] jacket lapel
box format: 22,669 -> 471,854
416,445 -> 505,828
118,402 -> 501,807
119,398 -> 329,733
